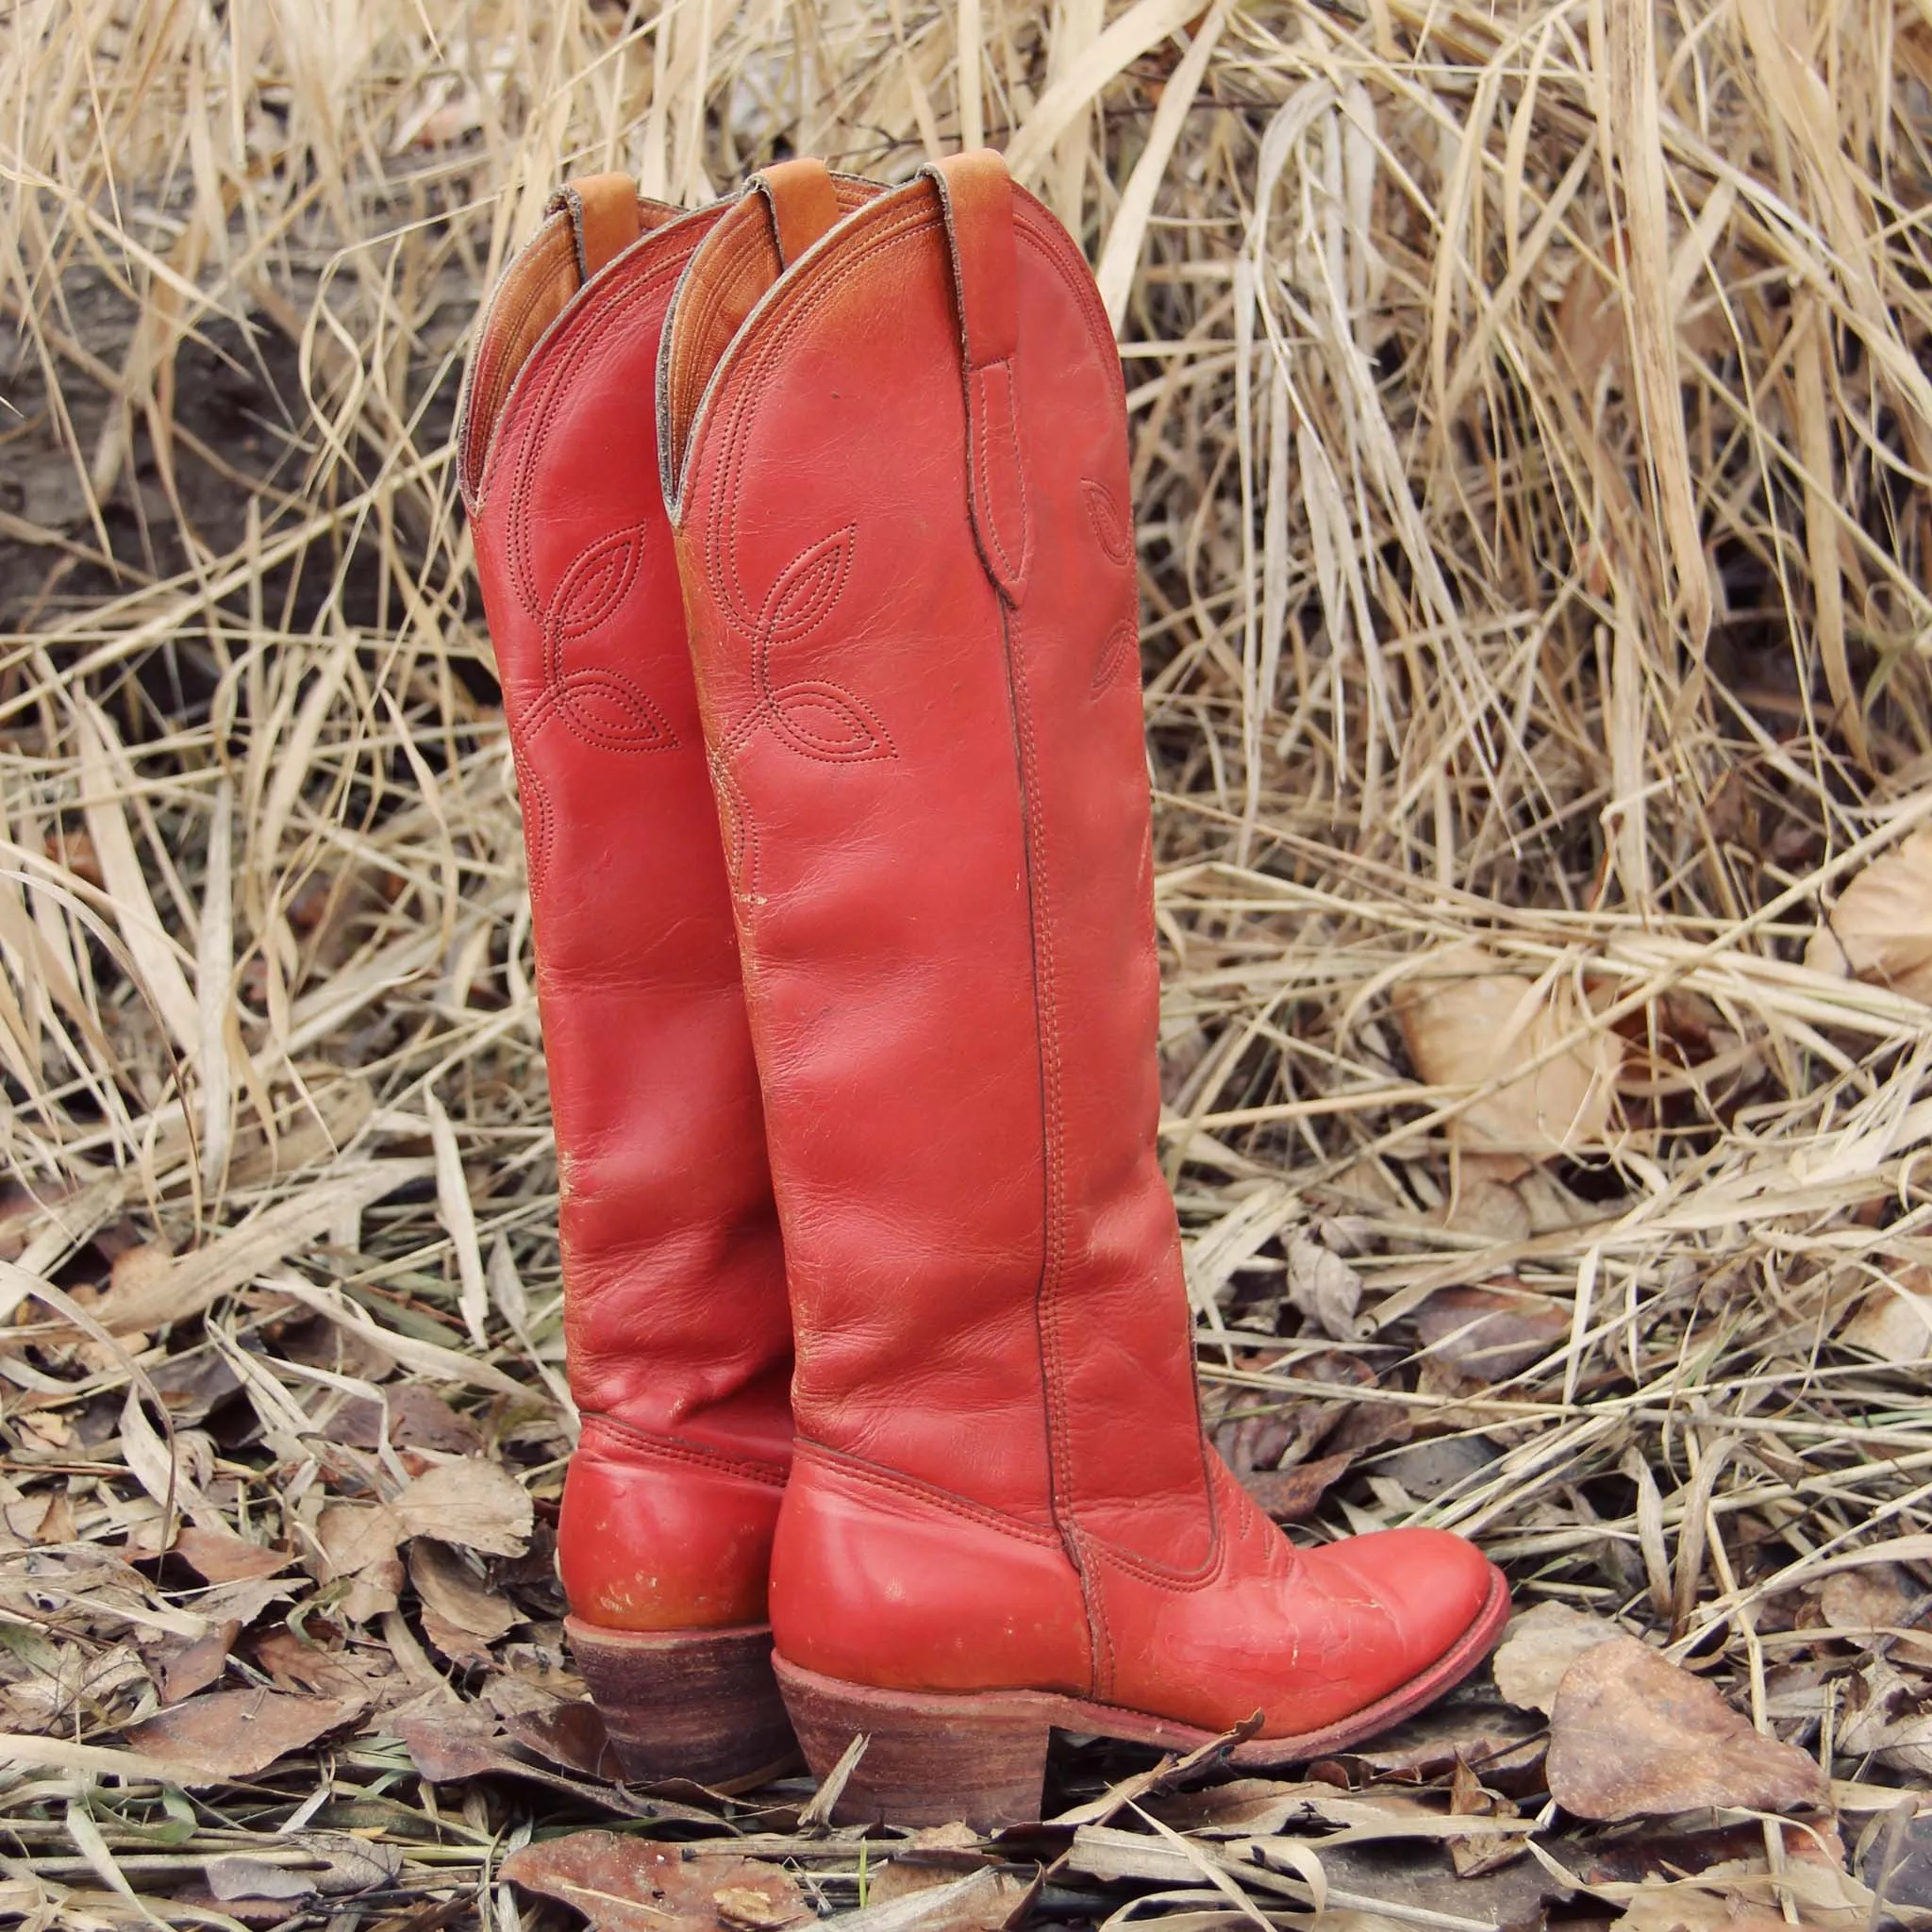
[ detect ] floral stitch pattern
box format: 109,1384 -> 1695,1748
720,525 -> 895,769
705,527 -> 895,913
512,522 -> 677,901
1083,477 -> 1133,565
1083,476 -> 1141,694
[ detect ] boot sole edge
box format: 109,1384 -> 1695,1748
775,1562 -> 1512,1826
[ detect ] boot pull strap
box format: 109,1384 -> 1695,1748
548,174 -> 644,284
924,149 -> 1031,603
753,158 -> 841,268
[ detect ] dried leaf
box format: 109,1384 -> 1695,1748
501,1699 -> 625,1781
96,1161 -> 433,1334
391,1703 -> 510,1782
502,1831 -> 808,1932
207,1834 -> 402,1903
1491,1601 -> 1622,1714
123,1690 -> 366,1781
1839,1659 -> 1932,1774
314,1501 -> 404,1624
819,1867 -> 1032,1932
1841,1279 -> 1932,1364
1284,1232 -> 1365,1339
1394,945 -> 1622,1174
408,1538 -> 519,1662
319,1383 -> 481,1454
207,1857 -> 309,1904
1817,1564 -> 1932,1664
250,1626 -> 388,1702
1546,1637 -> 1825,1819
1807,829 -> 1932,1004
1323,1693 -> 1545,1783
1152,1776 -> 1511,1841
391,1457 -> 532,1556
1612,1891 -> 1814,1932
1414,1286 -> 1572,1383
155,1524 -> 294,1585
144,1621 -> 240,1704
1240,1451 -> 1354,1523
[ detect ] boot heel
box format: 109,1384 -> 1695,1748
774,1656 -> 1051,1829
567,1619 -> 796,1787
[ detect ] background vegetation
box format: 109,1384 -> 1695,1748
4,1 -> 1932,1926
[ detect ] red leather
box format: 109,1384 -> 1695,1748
666,152 -> 1504,1728
458,164 -> 866,1632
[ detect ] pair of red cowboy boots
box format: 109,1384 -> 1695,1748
458,152 -> 1507,1828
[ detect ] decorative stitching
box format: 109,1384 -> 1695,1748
970,359 -> 1030,591
1083,478 -> 1132,565
501,250 -> 689,613
710,523 -> 897,768
767,683 -> 894,762
695,198 -> 1118,635
1079,1468 -> 1238,1592
794,1440 -> 1065,1546
756,525 -> 855,648
704,204 -> 936,633
1000,601 -> 1083,1620
582,1411 -> 789,1489
1074,1525 -> 1116,1700
512,744 -> 555,901
1091,619 -> 1141,695
708,750 -> 758,906
552,669 -> 676,753
546,526 -> 648,670
508,524 -> 680,902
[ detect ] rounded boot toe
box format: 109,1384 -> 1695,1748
1341,1526 -> 1497,1671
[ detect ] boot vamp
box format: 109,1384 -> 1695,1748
1092,1459 -> 1495,1737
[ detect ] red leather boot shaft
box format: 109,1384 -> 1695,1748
463,189 -> 790,1466
462,168 -> 879,1632
667,155 -> 1503,1737
462,176 -> 852,1630
665,171 -> 1205,1538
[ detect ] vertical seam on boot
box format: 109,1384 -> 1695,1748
1000,597 -> 1097,1698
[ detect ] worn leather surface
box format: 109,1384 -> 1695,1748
667,151 -> 1502,1725
458,165 -> 864,1631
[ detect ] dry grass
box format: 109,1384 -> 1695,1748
4,0 -> 1932,1925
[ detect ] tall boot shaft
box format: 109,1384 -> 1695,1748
459,165 -> 870,1636
663,157 -> 1208,1551
665,153 -> 1504,1817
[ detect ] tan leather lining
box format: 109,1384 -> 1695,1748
460,217 -> 578,504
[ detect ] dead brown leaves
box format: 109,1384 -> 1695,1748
124,1689 -> 368,1783
501,1832 -> 809,1932
1393,946 -> 1623,1175
1544,1638 -> 1825,1821
1807,829 -> 1932,1004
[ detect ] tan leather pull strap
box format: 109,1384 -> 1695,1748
924,149 -> 1030,603
549,173 -> 644,284
926,149 -> 1019,370
754,158 -> 841,267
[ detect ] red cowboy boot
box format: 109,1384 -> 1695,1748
458,159 -> 865,1781
662,151 -> 1509,1825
